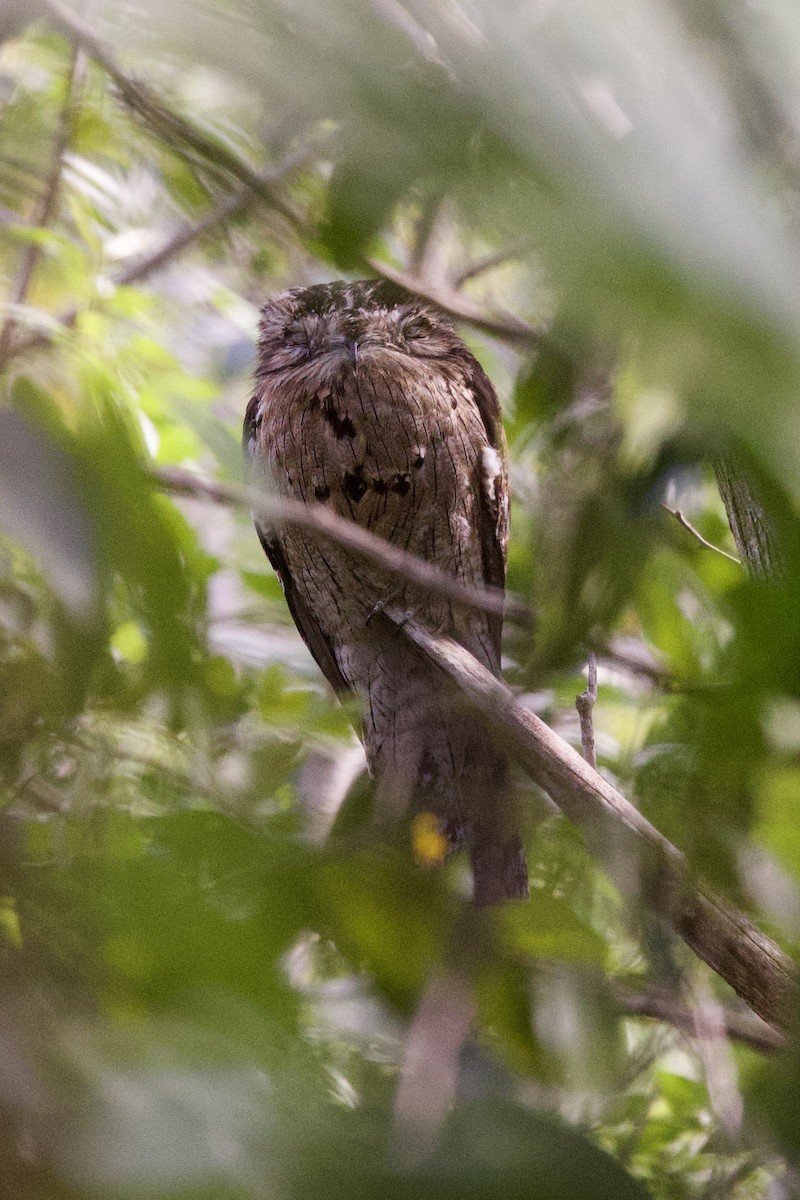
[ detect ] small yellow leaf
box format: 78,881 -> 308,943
412,812 -> 449,868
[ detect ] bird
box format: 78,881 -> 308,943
244,278 -> 528,904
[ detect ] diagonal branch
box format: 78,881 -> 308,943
152,466 -> 530,625
661,503 -> 741,566
43,0 -> 306,229
368,259 -> 543,350
380,608 -> 796,1032
612,982 -> 785,1053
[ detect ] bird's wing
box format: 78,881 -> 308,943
244,394 -> 352,698
462,356 -> 509,656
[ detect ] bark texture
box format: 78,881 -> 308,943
714,454 -> 783,580
386,609 -> 796,1031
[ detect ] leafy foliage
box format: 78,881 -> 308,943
2,2 -> 800,1198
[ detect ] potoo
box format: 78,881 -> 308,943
244,279 -> 528,904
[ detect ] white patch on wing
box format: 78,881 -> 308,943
481,445 -> 503,504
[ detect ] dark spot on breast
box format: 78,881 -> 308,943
313,483 -> 330,501
322,398 -> 356,439
343,469 -> 368,503
392,472 -> 411,497
372,478 -> 388,495
413,453 -> 425,469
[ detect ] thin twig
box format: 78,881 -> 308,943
379,607 -> 796,1031
452,239 -> 530,288
661,504 -> 741,566
152,466 -> 531,625
367,259 -> 543,349
576,650 -> 597,769
116,141 -> 323,288
0,39 -> 86,365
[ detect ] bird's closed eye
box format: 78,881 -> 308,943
401,316 -> 434,340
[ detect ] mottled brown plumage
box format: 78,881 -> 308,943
245,279 -> 528,904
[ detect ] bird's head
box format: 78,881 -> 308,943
255,279 -> 462,377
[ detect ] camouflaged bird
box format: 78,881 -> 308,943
244,279 -> 528,904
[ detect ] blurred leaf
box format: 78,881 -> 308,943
0,405 -> 98,625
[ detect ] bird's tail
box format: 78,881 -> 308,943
470,833 -> 530,906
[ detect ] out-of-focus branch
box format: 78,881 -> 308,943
43,0 -> 306,230
391,970 -> 474,1164
576,651 -> 597,768
613,983 -> 785,1053
452,240 -> 530,287
0,40 -> 86,365
152,466 -> 530,625
381,608 -> 796,1032
3,150 -> 319,363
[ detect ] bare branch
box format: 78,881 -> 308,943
152,466 -> 531,625
380,608 -> 796,1031
367,259 -> 543,349
452,239 -> 530,288
613,983 -> 785,1053
576,651 -> 597,768
661,504 -> 741,566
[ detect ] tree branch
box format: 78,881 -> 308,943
43,0 -> 306,230
16,5 -> 545,369
612,982 -> 785,1053
0,38 -> 86,365
152,466 -> 530,625
451,239 -> 530,288
714,455 -> 783,581
380,608 -> 796,1032
576,651 -> 598,768
367,259 -> 543,350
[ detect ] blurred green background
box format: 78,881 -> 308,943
3,1 -> 800,1196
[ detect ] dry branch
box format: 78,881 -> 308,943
381,608 -> 796,1032
613,983 -> 785,1053
368,259 -> 542,349
153,466 -> 530,625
